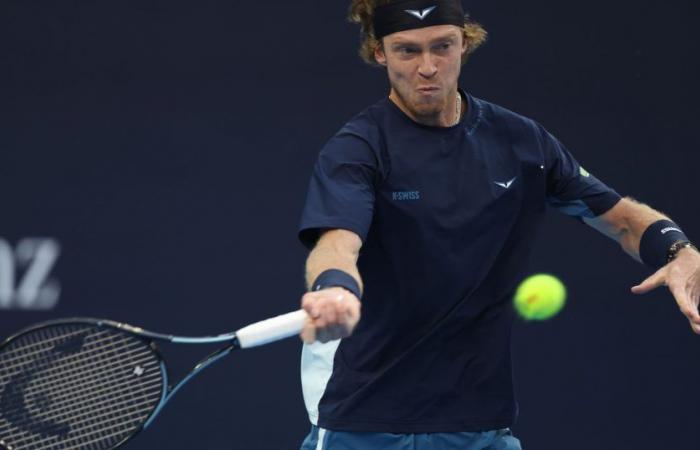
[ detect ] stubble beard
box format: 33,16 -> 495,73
392,85 -> 449,122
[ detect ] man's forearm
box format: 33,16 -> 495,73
300,229 -> 364,344
584,197 -> 670,261
305,229 -> 363,292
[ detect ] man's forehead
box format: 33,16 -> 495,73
385,25 -> 462,44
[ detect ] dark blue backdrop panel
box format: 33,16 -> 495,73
1,1 -> 698,449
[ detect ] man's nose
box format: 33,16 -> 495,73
418,52 -> 437,78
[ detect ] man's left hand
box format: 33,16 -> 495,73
632,247 -> 700,334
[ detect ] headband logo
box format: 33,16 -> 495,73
404,6 -> 437,20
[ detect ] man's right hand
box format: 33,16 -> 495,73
300,287 -> 361,344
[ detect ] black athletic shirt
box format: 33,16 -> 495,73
298,91 -> 621,433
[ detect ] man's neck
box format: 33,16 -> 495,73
389,88 -> 464,128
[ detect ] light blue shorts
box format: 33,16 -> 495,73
300,425 -> 522,450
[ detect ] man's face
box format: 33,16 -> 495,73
375,25 -> 467,122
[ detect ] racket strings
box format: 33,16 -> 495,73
2,340 -> 160,450
0,324 -> 164,450
0,328 -> 115,366
4,361 -> 161,419
0,360 -> 161,433
1,341 -> 157,401
0,331 -> 155,420
20,375 -> 162,449
0,329 -> 128,368
1,368 -> 161,435
29,396 -> 162,450
1,328 -> 162,450
18,395 -> 161,450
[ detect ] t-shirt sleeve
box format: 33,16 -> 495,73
298,131 -> 378,249
539,125 -> 621,218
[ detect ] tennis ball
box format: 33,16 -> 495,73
514,274 -> 567,320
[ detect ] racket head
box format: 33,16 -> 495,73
0,319 -> 167,450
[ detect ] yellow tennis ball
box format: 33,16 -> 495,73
514,274 -> 567,320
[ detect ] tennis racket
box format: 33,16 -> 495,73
0,309 -> 308,450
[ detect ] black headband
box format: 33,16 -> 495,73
373,0 -> 466,39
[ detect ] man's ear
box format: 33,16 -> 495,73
374,42 -> 388,66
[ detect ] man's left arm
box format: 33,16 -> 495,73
584,197 -> 700,334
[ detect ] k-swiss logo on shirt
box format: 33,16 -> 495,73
405,6 -> 437,20
392,191 -> 421,201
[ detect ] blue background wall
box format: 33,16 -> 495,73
1,0 -> 698,448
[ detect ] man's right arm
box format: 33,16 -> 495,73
300,229 -> 363,344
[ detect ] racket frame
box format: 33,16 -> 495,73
0,317 -> 243,450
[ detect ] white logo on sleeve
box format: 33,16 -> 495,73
661,227 -> 682,234
494,177 -> 517,189
405,6 -> 437,20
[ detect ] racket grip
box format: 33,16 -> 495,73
235,309 -> 308,348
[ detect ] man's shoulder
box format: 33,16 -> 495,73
336,98 -> 388,141
318,99 -> 390,158
472,95 -> 541,134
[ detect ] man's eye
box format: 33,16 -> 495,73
399,47 -> 417,55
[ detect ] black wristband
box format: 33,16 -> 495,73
639,220 -> 689,269
311,269 -> 362,299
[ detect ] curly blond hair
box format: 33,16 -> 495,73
348,0 -> 487,65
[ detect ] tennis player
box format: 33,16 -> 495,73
296,1 -> 700,449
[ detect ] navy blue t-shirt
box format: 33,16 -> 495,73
298,91 -> 620,433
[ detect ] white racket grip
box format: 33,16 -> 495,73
235,309 -> 308,348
